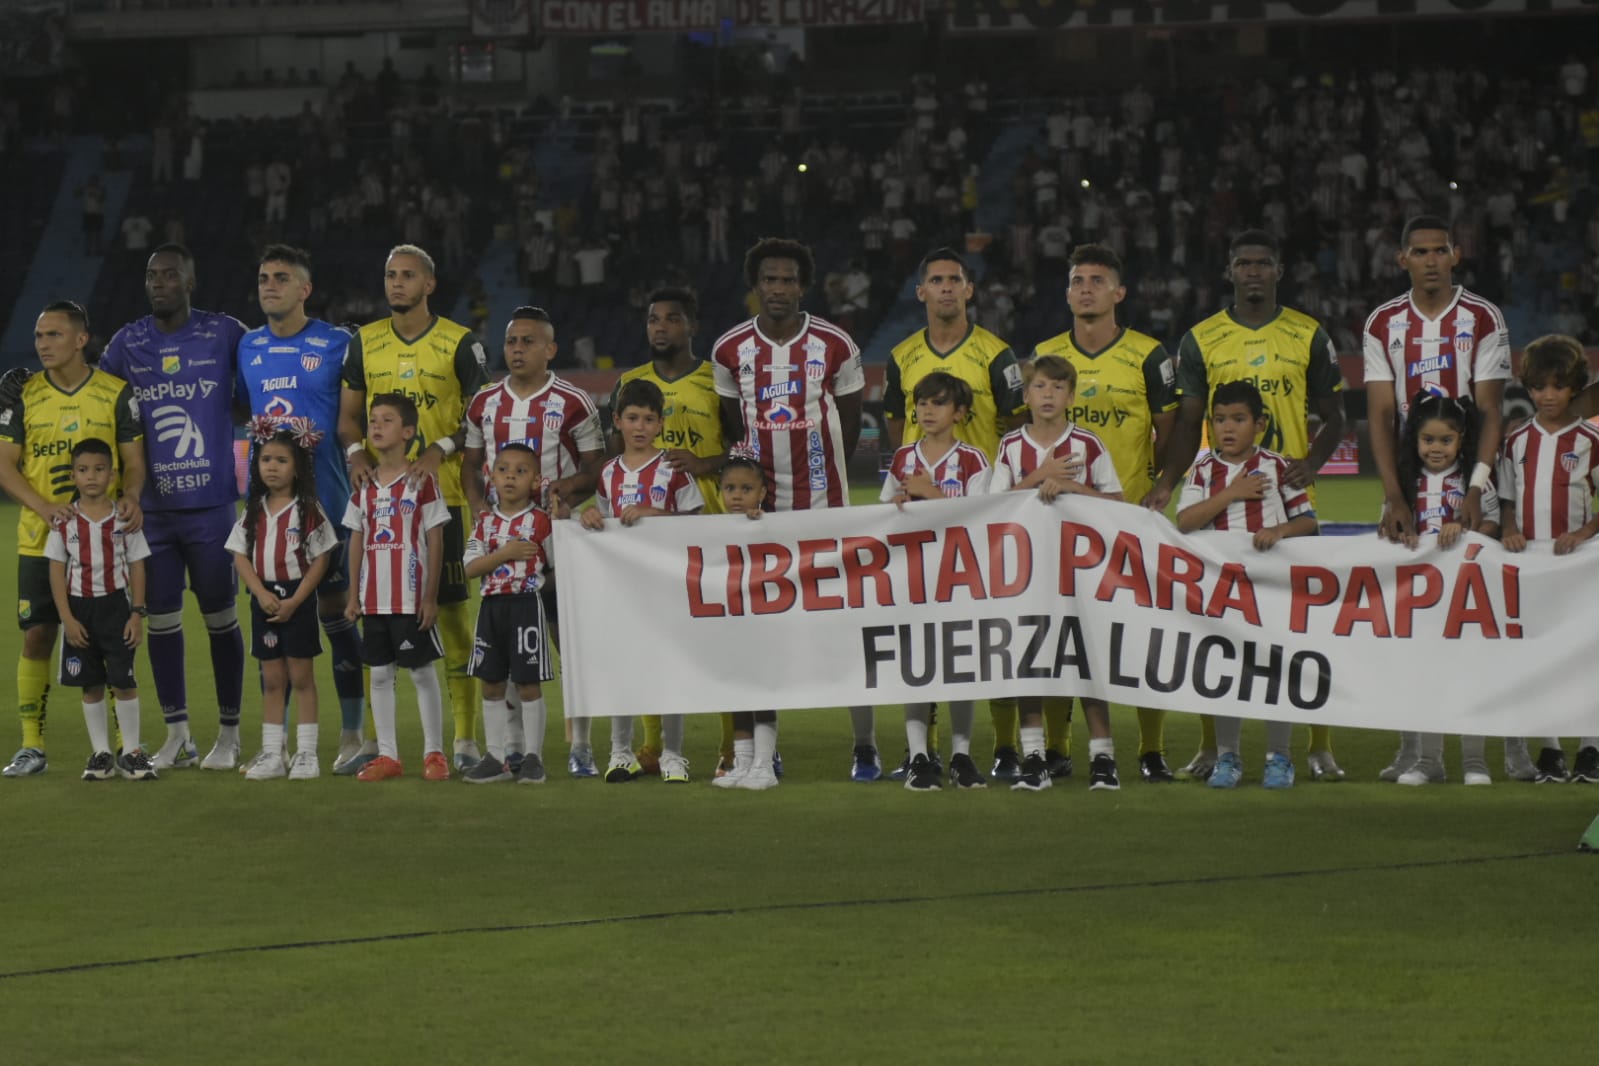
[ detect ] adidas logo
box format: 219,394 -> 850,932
251,355 -> 263,365
398,639 -> 414,650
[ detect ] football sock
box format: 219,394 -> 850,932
18,653 -> 50,749
262,721 -> 285,758
202,606 -> 244,728
216,723 -> 240,746
732,737 -> 754,772
1020,725 -> 1045,757
521,697 -> 547,758
849,705 -> 875,747
1540,736 -> 1562,751
505,691 -> 525,753
905,704 -> 931,759
482,697 -> 508,761
1413,732 -> 1444,775
1198,713 -> 1217,752
661,714 -> 684,757
569,715 -> 592,754
82,698 -> 110,754
719,712 -> 736,764
436,600 -> 476,745
1393,730 -> 1421,767
1308,723 -> 1333,754
949,701 -> 974,756
320,615 -> 366,732
1044,697 -> 1073,751
753,717 -> 777,769
990,698 -> 1018,753
410,665 -> 445,756
1265,720 -> 1292,757
1214,716 -> 1242,757
296,723 -> 318,755
1088,737 -> 1114,759
370,664 -> 399,759
641,714 -> 663,753
147,611 -> 188,725
1137,707 -> 1165,754
1459,734 -> 1487,773
611,716 -> 634,760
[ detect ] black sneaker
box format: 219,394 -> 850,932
1535,746 -> 1570,784
889,748 -> 912,782
1088,753 -> 1121,791
1570,746 -> 1599,784
929,750 -> 943,777
463,753 -> 512,784
990,745 -> 1022,783
948,752 -> 987,789
1011,752 -> 1052,791
1045,747 -> 1073,779
516,753 -> 547,784
1139,751 -> 1175,783
905,753 -> 941,791
116,748 -> 159,781
82,751 -> 115,781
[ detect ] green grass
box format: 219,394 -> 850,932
1,482 -> 1595,1064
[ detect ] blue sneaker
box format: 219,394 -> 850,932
567,748 -> 598,778
850,744 -> 882,782
772,750 -> 784,779
1208,751 -> 1243,789
3,747 -> 47,777
1262,753 -> 1296,789
332,744 -> 378,777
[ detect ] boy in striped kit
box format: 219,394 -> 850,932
1497,335 -> 1599,784
342,394 -> 452,782
578,379 -> 705,782
1177,380 -> 1317,789
461,443 -> 556,785
45,439 -> 155,781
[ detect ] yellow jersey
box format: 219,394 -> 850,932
346,316 -> 487,506
0,367 -> 142,556
612,359 -> 726,513
1175,306 -> 1342,461
885,323 -> 1024,460
1035,327 -> 1176,504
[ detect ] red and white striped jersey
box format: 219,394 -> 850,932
1361,288 -> 1511,421
1179,447 -> 1314,533
880,441 -> 992,502
225,499 -> 338,584
342,473 -> 451,615
464,504 -> 553,597
43,505 -> 151,598
711,313 -> 865,511
1498,419 -> 1599,540
988,423 -> 1122,495
463,375 -> 603,498
1411,464 -> 1501,533
594,451 -> 705,518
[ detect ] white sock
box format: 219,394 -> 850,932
410,665 -> 444,756
115,697 -> 142,753
1540,737 -> 1562,751
339,728 -> 361,748
732,737 -> 754,769
83,699 -> 111,753
950,701 -> 974,756
168,719 -> 192,741
1020,725 -> 1045,757
610,716 -> 634,760
482,697 -> 508,761
370,664 -> 399,759
1581,737 -> 1599,751
849,705 -> 875,746
905,704 -> 931,759
262,721 -> 285,757
1088,737 -> 1114,759
521,697 -> 547,758
1264,721 -> 1291,756
297,723 -> 318,755
753,718 -> 777,769
570,715 -> 591,752
662,714 -> 684,757
1394,730 -> 1421,763
217,722 -> 240,744
1414,732 -> 1445,772
504,690 -> 524,752
1214,716 -> 1242,757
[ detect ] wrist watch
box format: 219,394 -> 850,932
131,604 -> 148,616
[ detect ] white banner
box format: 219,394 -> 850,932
552,492 -> 1599,736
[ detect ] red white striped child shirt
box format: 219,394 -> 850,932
225,499 -> 338,584
463,375 -> 603,494
464,504 -> 553,597
880,441 -> 993,501
987,423 -> 1122,495
710,313 -> 865,511
342,473 -> 451,615
44,505 -> 151,598
1498,418 -> 1599,540
1412,464 -> 1501,533
594,451 -> 705,518
1179,447 -> 1313,532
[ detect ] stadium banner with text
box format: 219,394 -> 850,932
553,491 -> 1599,737
473,0 -> 533,36
945,0 -> 1596,33
536,0 -> 924,34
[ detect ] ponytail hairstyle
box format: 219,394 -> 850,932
1397,390 -> 1479,514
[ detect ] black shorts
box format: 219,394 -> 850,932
439,506 -> 468,605
360,613 -> 443,669
17,555 -> 60,630
59,594 -> 137,690
317,531 -> 350,597
250,577 -> 323,661
469,593 -> 554,687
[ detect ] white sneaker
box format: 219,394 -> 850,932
1378,750 -> 1416,782
1178,749 -> 1217,780
1504,739 -> 1538,782
288,750 -> 320,780
151,733 -> 199,770
659,751 -> 690,783
1463,770 -> 1493,787
712,758 -> 750,788
202,735 -> 240,771
735,764 -> 779,790
1396,765 -> 1443,786
244,749 -> 287,780
1307,750 -> 1346,781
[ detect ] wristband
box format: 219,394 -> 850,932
345,441 -> 366,459
1469,462 -> 1491,490
434,436 -> 457,457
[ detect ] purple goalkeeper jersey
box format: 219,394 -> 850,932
100,309 -> 244,511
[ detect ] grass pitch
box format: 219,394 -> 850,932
0,482 -> 1594,1064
